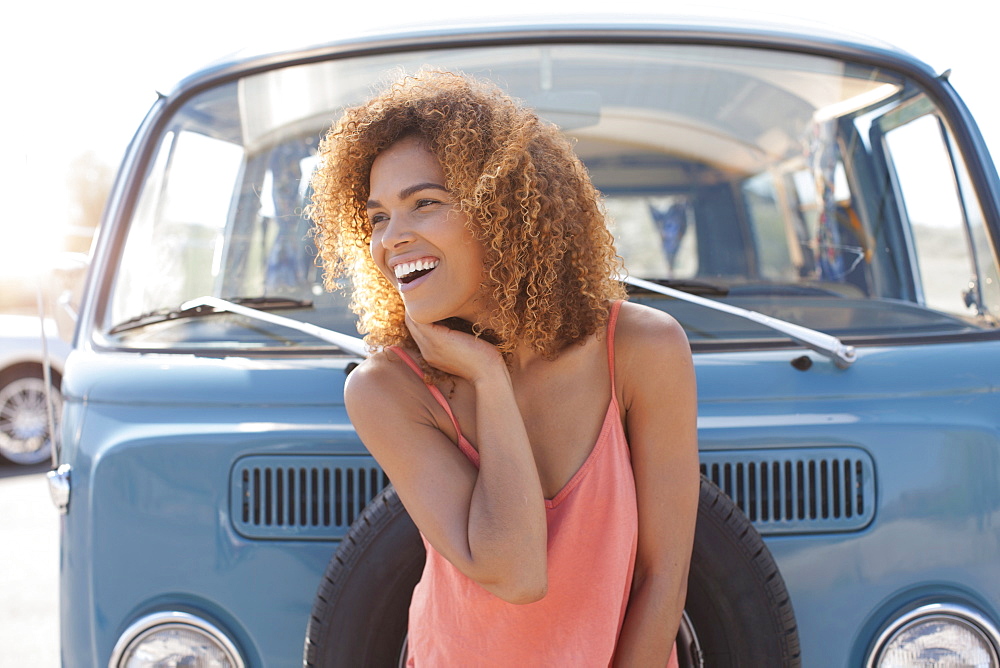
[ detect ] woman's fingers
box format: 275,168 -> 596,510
405,313 -> 502,380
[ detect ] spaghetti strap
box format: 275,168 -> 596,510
387,346 -> 480,465
606,300 -> 623,407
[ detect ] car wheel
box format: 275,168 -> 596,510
683,476 -> 801,665
0,368 -> 61,466
305,476 -> 800,667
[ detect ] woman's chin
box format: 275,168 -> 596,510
402,295 -> 484,328
402,303 -> 456,326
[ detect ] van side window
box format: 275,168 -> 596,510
884,111 -> 1000,322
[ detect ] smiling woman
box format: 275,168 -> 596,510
308,69 -> 700,666
310,70 -> 626,361
365,136 -> 485,326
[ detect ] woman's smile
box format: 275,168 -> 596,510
392,256 -> 441,286
368,136 -> 486,323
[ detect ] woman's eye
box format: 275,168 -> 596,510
370,213 -> 388,227
416,199 -> 440,209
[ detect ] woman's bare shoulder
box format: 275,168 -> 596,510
612,301 -> 694,403
343,347 -> 427,421
344,347 -> 394,392
614,300 -> 690,359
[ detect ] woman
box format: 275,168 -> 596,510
310,70 -> 698,666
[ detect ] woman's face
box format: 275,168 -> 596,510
368,136 -> 487,325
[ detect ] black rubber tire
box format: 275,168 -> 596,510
304,476 -> 800,667
684,478 -> 802,665
304,486 -> 422,668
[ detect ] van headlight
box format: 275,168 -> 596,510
109,611 -> 244,668
868,603 -> 1000,667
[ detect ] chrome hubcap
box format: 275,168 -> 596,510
0,375 -> 60,465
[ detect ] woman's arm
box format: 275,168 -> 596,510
344,317 -> 548,604
613,303 -> 700,666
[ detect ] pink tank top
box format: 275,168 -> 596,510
393,301 -> 642,666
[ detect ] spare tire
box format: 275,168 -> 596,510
684,478 -> 801,665
304,475 -> 800,667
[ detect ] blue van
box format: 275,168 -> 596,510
52,14 -> 1000,667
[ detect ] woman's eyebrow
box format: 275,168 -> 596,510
367,182 -> 449,209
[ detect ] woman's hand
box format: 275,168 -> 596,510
405,313 -> 505,385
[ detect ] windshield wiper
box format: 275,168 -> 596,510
109,296 -> 313,335
109,296 -> 367,357
625,277 -> 729,297
621,275 -> 857,368
180,296 -> 367,357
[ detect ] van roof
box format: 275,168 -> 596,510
161,12 -> 934,98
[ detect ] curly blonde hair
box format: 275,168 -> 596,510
309,69 -> 625,359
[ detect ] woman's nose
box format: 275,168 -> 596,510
380,213 -> 416,249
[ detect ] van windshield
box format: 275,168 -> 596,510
103,42 -> 1000,351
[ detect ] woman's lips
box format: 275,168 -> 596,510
393,258 -> 440,282
397,265 -> 438,292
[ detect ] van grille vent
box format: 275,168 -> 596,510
700,447 -> 875,535
230,455 -> 389,540
230,449 -> 874,540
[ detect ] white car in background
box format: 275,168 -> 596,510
0,314 -> 68,465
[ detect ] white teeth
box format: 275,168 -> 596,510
393,259 -> 439,279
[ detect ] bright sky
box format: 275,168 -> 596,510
2,0 -> 994,280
